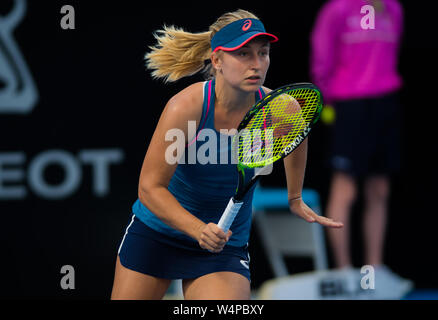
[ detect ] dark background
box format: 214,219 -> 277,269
0,0 -> 436,298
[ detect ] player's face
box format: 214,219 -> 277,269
217,38 -> 270,92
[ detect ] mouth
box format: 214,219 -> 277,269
246,75 -> 261,81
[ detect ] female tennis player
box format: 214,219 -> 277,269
111,9 -> 343,300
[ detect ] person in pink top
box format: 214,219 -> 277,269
311,0 -> 413,297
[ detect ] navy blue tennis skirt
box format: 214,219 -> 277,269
117,214 -> 251,282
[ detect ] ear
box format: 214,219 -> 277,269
211,51 -> 222,71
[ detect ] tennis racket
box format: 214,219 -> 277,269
217,82 -> 323,232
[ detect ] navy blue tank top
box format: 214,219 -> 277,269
132,79 -> 266,247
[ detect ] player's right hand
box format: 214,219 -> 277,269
197,223 -> 232,253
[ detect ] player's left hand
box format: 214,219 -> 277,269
289,198 -> 343,228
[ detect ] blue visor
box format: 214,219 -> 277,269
211,18 -> 278,52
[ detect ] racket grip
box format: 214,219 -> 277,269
217,198 -> 244,232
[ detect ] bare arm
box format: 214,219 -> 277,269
284,138 -> 343,228
283,137 -> 308,202
138,82 -> 231,251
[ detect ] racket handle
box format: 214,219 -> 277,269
218,198 -> 244,232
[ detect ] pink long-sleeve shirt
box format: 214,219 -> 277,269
310,0 -> 403,103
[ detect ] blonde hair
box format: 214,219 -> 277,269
145,9 -> 259,82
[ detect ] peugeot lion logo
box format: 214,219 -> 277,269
0,0 -> 38,114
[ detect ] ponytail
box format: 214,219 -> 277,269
145,9 -> 258,82
145,26 -> 212,82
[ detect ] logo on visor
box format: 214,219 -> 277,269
242,19 -> 252,31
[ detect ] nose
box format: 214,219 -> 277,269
249,52 -> 262,70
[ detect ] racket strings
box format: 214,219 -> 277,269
238,89 -> 320,167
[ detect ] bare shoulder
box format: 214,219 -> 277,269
261,86 -> 272,95
163,82 -> 205,122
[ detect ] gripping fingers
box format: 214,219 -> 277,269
198,223 -> 231,252
200,235 -> 225,252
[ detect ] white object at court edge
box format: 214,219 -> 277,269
218,198 -> 243,232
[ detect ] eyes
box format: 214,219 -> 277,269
234,47 -> 270,58
233,46 -> 269,58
